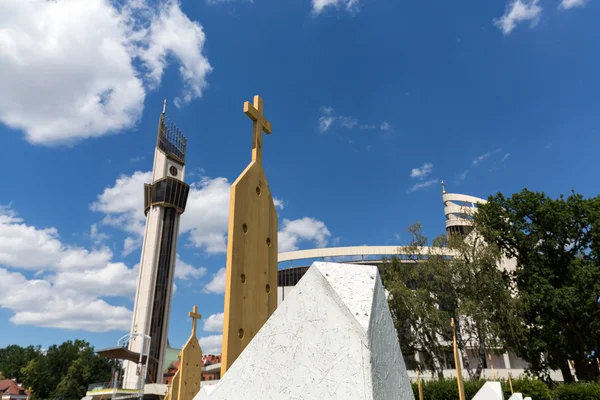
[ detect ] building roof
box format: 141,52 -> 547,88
0,380 -> 26,396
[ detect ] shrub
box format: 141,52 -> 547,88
410,377 -> 554,400
502,376 -> 553,400
554,383 -> 600,400
410,378 -> 485,400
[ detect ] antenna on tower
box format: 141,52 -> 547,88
441,180 -> 446,194
162,99 -> 167,115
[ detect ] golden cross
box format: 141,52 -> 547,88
244,95 -> 272,163
188,305 -> 202,337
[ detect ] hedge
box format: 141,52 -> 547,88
409,377 -> 600,400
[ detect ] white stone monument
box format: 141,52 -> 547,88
472,381 -> 504,400
507,393 -> 523,400
195,262 -> 415,400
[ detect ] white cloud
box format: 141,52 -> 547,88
459,169 -> 469,181
175,255 -> 206,280
204,267 -> 226,294
90,224 -> 109,246
472,151 -> 492,166
494,0 -> 542,35
278,217 -> 331,252
0,0 -> 211,146
410,163 -> 433,179
503,153 -> 511,161
180,177 -> 231,254
0,204 -> 197,332
0,267 -> 133,332
318,106 -> 389,135
380,122 -> 392,132
273,197 -> 284,210
199,335 -> 222,354
0,207 -> 113,271
559,0 -> 588,8
408,179 -> 439,193
319,116 -> 336,133
203,312 -> 224,333
339,116 -> 358,129
91,171 -> 231,255
312,0 -> 359,14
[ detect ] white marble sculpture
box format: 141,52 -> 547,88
507,393 -> 523,400
472,381 -> 504,400
195,262 -> 415,400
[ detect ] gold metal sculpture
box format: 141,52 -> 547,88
165,306 -> 203,400
221,95 -> 278,376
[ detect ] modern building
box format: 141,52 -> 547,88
120,102 -> 191,389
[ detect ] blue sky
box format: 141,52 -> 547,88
0,0 -> 599,355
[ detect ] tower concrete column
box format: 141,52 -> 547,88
123,105 -> 191,389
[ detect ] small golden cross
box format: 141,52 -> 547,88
244,95 -> 272,163
188,305 -> 202,337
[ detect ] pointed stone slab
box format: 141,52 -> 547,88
507,394 -> 523,400
195,262 -> 414,400
472,382 -> 503,400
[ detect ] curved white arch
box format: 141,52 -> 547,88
277,245 -> 455,263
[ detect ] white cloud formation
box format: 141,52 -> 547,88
0,267 -> 133,331
0,0 -> 212,146
203,312 -> 224,333
175,255 -> 207,280
0,205 -> 198,332
408,179 -> 439,193
559,0 -> 588,8
319,116 -> 336,133
503,153 -> 511,161
278,217 -> 331,252
312,0 -> 359,14
472,152 -> 492,166
0,208 -> 113,271
204,267 -> 226,294
410,163 -> 433,179
273,197 -> 284,210
494,0 -> 542,35
318,106 -> 391,135
91,171 -> 231,255
199,335 -> 222,354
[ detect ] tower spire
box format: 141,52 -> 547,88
162,99 -> 167,115
441,180 -> 446,194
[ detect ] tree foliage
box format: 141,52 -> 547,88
381,222 -> 515,380
1,340 -> 114,400
474,189 -> 600,382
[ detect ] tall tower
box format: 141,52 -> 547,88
123,102 -> 190,388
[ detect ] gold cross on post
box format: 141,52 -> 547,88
188,305 -> 202,337
244,95 -> 272,163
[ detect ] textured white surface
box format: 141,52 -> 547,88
524,397 -> 531,400
507,394 -> 523,400
195,262 -> 414,400
472,382 -> 504,400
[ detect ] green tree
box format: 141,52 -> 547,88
17,340 -> 114,399
381,222 -> 515,379
0,344 -> 41,382
473,189 -> 600,382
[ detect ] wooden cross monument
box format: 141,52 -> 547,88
165,306 -> 203,400
221,95 -> 278,376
